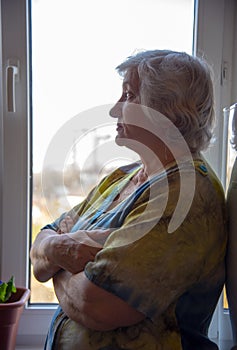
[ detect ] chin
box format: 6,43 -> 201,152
115,136 -> 138,154
115,135 -> 126,146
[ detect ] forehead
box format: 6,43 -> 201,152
123,69 -> 140,91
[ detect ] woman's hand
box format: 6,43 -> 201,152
30,228 -> 112,282
69,228 -> 112,246
54,229 -> 112,274
51,232 -> 103,274
57,215 -> 75,234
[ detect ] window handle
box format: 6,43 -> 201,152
6,60 -> 19,113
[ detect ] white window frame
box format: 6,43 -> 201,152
0,0 -> 236,346
0,0 -> 55,346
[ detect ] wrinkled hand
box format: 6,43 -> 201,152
69,229 -> 112,246
51,232 -> 103,274
57,215 -> 75,234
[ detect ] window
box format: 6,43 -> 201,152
0,0 -> 236,347
30,0 -> 195,304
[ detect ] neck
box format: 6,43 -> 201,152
139,156 -> 164,178
138,146 -> 196,178
138,145 -> 175,177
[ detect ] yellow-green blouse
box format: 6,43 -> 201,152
44,158 -> 227,350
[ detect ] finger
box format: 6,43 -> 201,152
59,219 -> 67,233
65,216 -> 74,231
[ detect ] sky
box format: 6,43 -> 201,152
31,0 -> 194,173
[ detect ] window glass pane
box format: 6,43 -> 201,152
30,0 -> 195,303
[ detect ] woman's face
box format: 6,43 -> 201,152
110,69 -> 148,150
109,68 -> 181,164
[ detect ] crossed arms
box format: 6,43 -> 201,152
30,226 -> 145,331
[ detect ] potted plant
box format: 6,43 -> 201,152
0,276 -> 30,350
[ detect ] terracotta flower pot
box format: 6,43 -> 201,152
0,287 -> 30,350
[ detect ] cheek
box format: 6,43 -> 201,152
122,103 -> 140,126
123,103 -> 151,133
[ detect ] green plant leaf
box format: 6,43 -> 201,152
0,282 -> 8,303
0,276 -> 17,303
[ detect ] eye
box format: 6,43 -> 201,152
124,90 -> 134,101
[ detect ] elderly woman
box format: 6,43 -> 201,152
30,50 -> 227,350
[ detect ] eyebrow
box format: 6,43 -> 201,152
122,81 -> 129,88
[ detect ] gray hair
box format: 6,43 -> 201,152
116,50 -> 215,153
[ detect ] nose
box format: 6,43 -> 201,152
109,100 -> 123,119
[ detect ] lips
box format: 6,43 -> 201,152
116,123 -> 124,133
